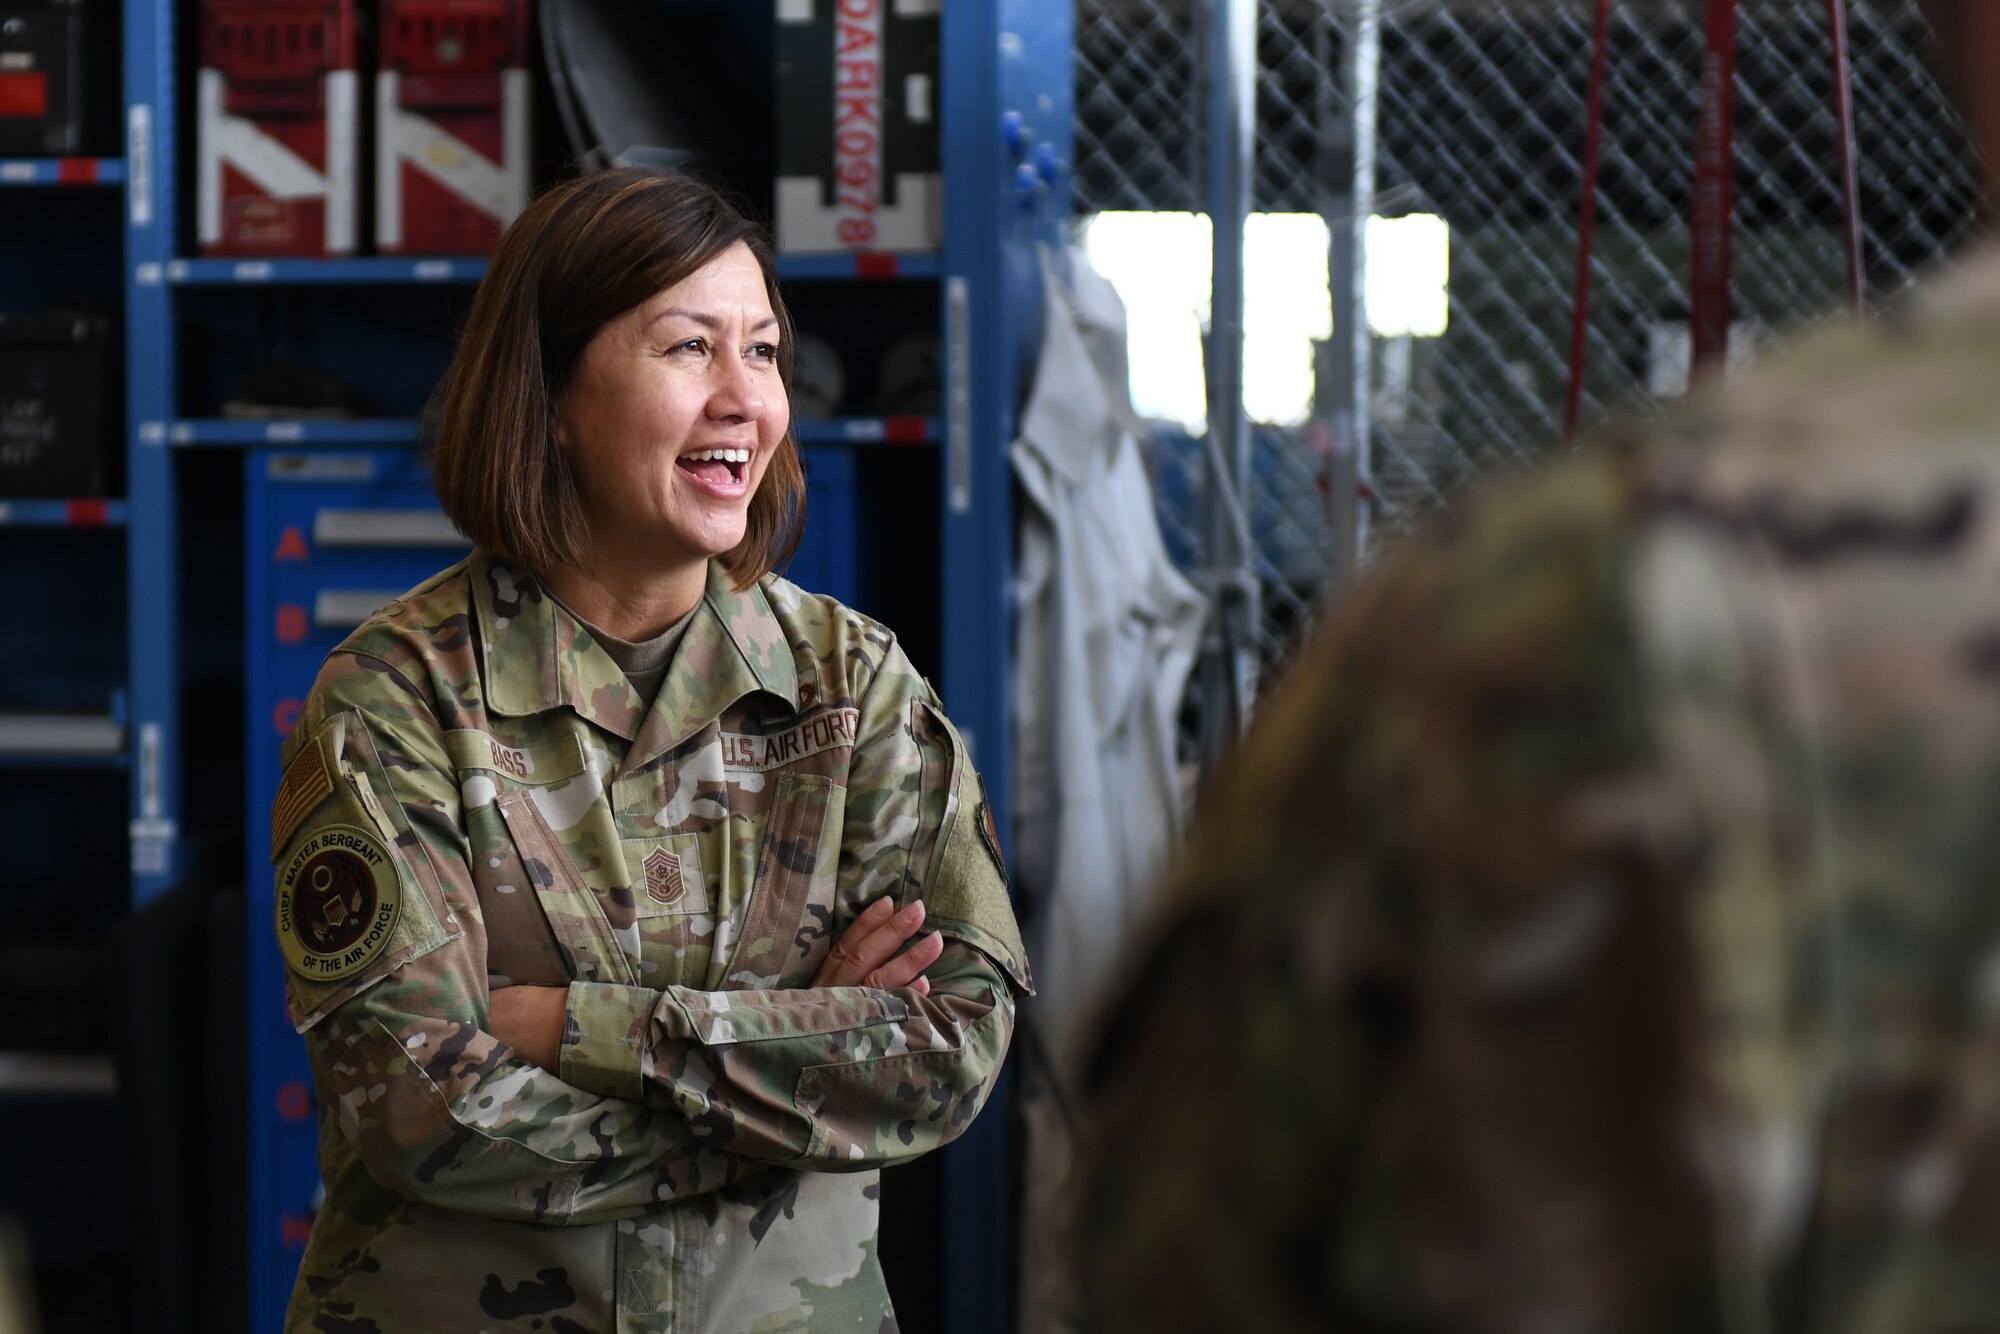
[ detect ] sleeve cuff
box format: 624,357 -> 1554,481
558,980 -> 657,1100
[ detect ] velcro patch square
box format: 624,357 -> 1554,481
644,846 -> 685,907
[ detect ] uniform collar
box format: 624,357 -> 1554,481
473,553 -> 799,759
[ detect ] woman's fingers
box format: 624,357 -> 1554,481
813,898 -> 948,992
838,900 -> 927,983
814,896 -> 926,988
812,893 -> 897,986
865,929 -> 944,992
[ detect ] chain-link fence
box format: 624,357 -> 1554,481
1074,0 -> 1985,755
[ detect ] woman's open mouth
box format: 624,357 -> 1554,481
676,447 -> 751,494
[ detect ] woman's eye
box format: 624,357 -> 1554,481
669,337 -> 707,356
747,343 -> 779,363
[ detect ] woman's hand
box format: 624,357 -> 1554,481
813,896 -> 944,995
488,984 -> 568,1070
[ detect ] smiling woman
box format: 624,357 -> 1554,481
270,168 -> 1032,1333
431,167 -> 808,611
546,242 -> 793,633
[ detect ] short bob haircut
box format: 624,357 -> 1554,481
431,168 -> 805,588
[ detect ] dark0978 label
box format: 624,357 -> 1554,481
276,823 -> 402,981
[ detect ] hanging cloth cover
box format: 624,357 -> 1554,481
1011,246 -> 1207,1332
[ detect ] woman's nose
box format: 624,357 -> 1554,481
707,349 -> 765,422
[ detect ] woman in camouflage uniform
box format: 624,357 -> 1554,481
271,168 -> 1031,1332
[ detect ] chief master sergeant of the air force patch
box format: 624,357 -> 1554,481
277,823 -> 402,981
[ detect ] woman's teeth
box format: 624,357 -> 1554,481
684,448 -> 751,464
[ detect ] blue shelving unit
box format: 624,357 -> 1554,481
101,1 -> 1073,1329
0,749 -> 130,770
933,8 -> 1072,1334
0,157 -> 125,185
163,416 -> 932,448
161,418 -> 425,447
777,250 -> 942,280
799,416 -> 939,444
125,0 -> 178,900
0,98 -> 134,1334
158,255 -> 488,285
0,499 -> 127,526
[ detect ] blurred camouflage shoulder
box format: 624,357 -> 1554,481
1081,404 -> 1681,1331
1082,249 -> 2000,1334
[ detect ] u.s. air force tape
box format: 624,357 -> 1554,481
276,823 -> 402,981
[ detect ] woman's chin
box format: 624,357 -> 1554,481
662,523 -> 748,562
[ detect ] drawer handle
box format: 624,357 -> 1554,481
312,590 -> 406,629
0,712 -> 123,756
312,509 -> 468,549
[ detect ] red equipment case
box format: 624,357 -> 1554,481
375,0 -> 530,256
197,0 -> 360,257
0,0 -> 85,157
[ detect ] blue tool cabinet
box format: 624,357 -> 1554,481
0,38 -> 135,1326
241,446 -> 471,1316
0,0 -> 1073,1327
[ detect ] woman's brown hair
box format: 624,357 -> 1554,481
431,167 -> 805,588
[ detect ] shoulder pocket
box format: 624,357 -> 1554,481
908,698 -> 1034,994
273,709 -> 459,1030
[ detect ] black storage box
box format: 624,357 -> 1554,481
0,310 -> 117,498
0,940 -> 105,1049
0,0 -> 86,156
775,0 -> 941,254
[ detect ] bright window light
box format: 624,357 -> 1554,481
1244,213 -> 1333,428
1080,211 -> 1213,431
1081,210 -> 1451,430
1366,214 -> 1450,338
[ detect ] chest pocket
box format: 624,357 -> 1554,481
716,772 -> 848,990
446,729 -> 635,987
619,829 -> 719,988
627,831 -> 706,918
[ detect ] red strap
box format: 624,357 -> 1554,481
1689,0 -> 1739,375
1564,0 -> 1615,439
1827,0 -> 1863,313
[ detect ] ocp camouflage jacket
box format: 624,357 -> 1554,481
1083,252 -> 2000,1333
272,551 -> 1031,1333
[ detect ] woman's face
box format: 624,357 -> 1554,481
555,242 -> 790,572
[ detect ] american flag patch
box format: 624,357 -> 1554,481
271,736 -> 335,857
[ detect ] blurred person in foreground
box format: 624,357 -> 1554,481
1080,5 -> 2000,1331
